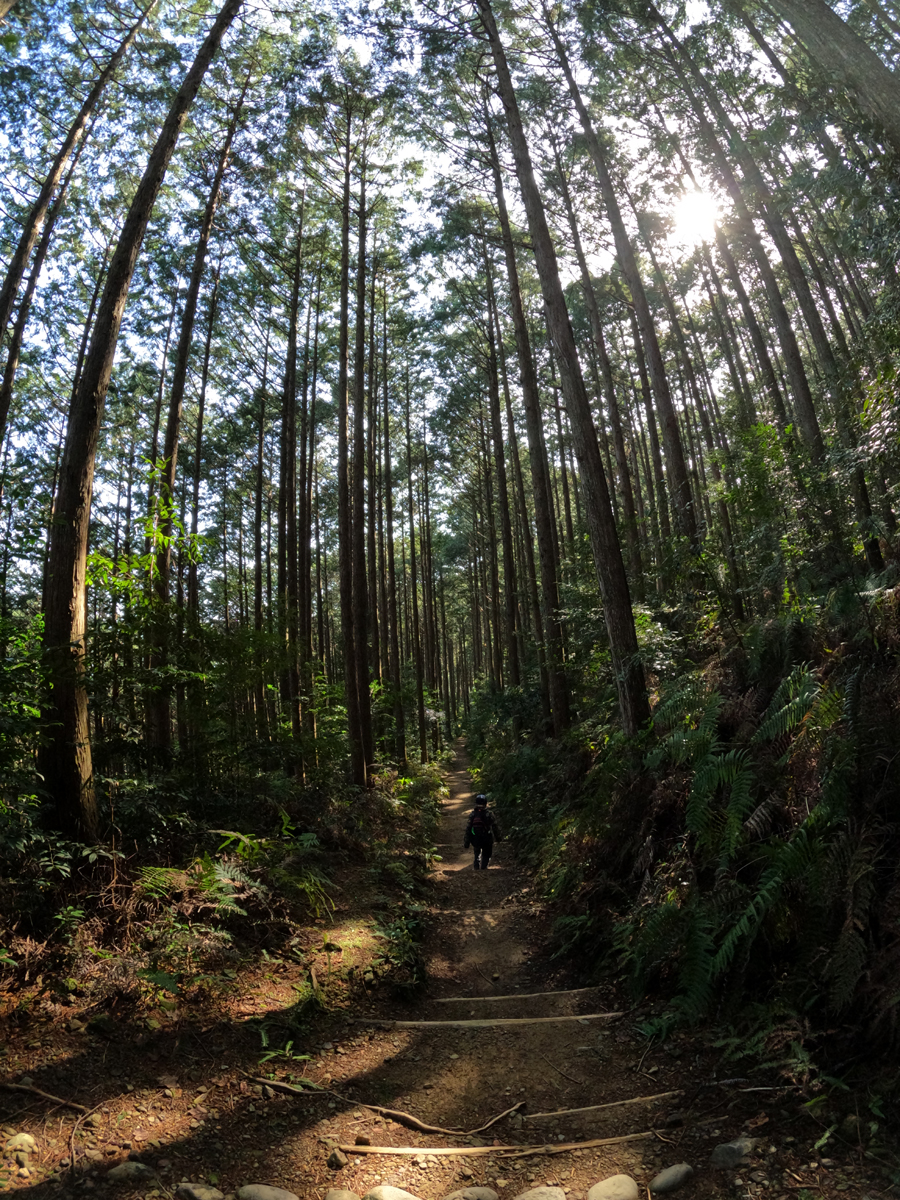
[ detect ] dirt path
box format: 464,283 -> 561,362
321,744 -> 685,1200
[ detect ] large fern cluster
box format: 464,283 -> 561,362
620,659 -> 886,1025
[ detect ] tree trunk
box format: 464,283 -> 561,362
148,93 -> 245,752
187,272 -> 221,612
336,113 -> 365,788
352,163 -> 374,777
0,132 -> 88,441
383,288 -> 405,766
480,230 -> 520,693
406,367 -> 428,762
278,214 -> 304,752
476,0 -> 649,736
544,9 -> 696,548
0,3 -> 155,349
40,0 -> 242,837
760,0 -> 900,153
483,100 -> 569,734
551,140 -> 644,599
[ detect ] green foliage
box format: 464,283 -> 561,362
372,907 -> 427,993
475,594 -> 900,1041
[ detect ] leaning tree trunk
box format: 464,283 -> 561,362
483,102 -> 570,735
40,0 -> 243,839
476,0 -> 649,736
551,139 -> 644,599
543,9 -> 696,549
0,2 -> 155,350
0,131 -> 89,441
757,0 -> 900,154
147,88 -> 247,754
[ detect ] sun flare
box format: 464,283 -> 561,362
669,189 -> 719,247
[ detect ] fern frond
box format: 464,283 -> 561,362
721,765 -> 756,862
752,664 -> 819,744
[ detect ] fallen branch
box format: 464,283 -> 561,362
538,1052 -> 584,1087
354,1012 -> 622,1029
435,986 -> 602,1003
249,1077 -> 523,1137
0,1083 -> 88,1113
526,1090 -> 683,1120
336,1130 -> 658,1158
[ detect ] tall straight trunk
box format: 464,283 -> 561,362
278,214 -> 304,747
352,162 -> 374,777
148,97 -> 245,752
0,3 -> 155,349
254,324 -> 270,741
40,0 -> 242,836
336,115 -> 365,788
0,131 -> 89,441
366,242 -> 381,686
154,89 -> 245,598
405,370 -> 427,763
383,289 -> 405,766
300,266 -> 322,698
481,249 -> 520,691
483,101 -> 569,734
145,279 -> 181,556
477,0 -> 648,735
478,406 -> 504,689
626,304 -> 670,543
543,11 -> 695,547
551,142 -> 643,597
757,0 -> 900,152
187,273 -> 220,612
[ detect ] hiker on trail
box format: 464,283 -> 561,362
464,793 -> 501,870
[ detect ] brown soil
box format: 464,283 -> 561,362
0,744 -> 884,1200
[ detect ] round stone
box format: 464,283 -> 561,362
648,1164 -> 694,1194
587,1177 -> 640,1200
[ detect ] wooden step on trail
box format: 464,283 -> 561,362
434,985 -> 602,1003
355,1012 -> 622,1029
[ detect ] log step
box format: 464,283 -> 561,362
355,1012 -> 622,1029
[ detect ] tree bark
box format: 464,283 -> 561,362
40,0 -> 242,837
0,2 -> 155,349
0,131 -> 88,442
759,0 -> 900,153
476,0 -> 649,736
336,110 -> 365,788
483,101 -> 570,735
352,162 -> 374,776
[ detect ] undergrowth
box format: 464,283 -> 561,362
472,584 -> 900,1051
0,748 -> 446,1012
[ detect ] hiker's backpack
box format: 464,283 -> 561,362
470,808 -> 491,839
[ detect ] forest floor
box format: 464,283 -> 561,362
0,744 -> 889,1200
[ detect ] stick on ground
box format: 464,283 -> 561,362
0,1083 -> 89,1113
526,1090 -> 683,1119
434,986 -> 602,1003
250,1077 -> 523,1137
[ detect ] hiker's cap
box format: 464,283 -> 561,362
474,793 -> 488,804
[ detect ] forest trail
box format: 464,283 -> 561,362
0,745 -> 873,1200
318,744 -> 700,1199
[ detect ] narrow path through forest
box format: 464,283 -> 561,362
316,744 -> 731,1200
0,746 -> 876,1200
